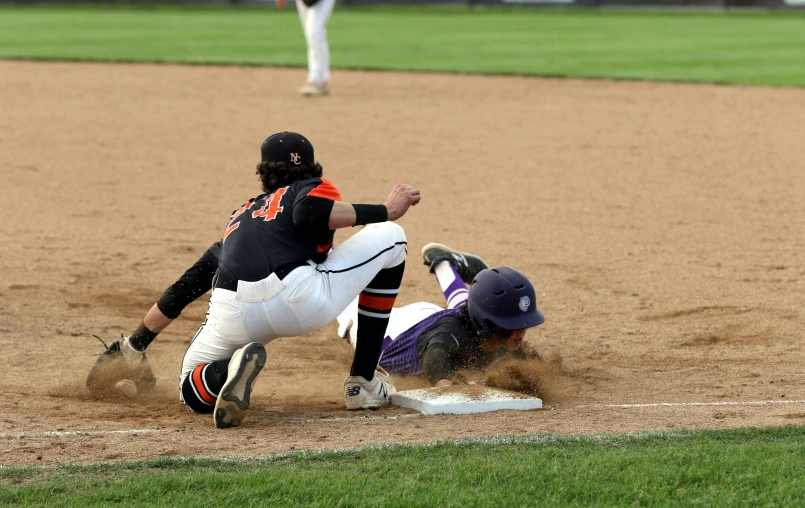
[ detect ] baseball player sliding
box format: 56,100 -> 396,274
87,132 -> 420,429
277,0 -> 335,96
338,244 -> 545,386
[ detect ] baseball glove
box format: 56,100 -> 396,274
86,335 -> 156,397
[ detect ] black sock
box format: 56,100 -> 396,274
128,322 -> 158,352
181,360 -> 230,414
350,261 -> 405,380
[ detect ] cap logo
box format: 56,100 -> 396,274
290,153 -> 301,165
519,296 -> 530,312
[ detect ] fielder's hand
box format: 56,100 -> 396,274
384,184 -> 421,221
86,335 -> 157,397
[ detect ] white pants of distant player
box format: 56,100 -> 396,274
296,0 -> 336,85
179,222 -> 407,389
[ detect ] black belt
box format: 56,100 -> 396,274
213,260 -> 309,292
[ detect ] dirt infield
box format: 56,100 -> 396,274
1,61 -> 803,467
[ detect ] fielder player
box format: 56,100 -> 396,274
337,244 -> 545,386
88,131 -> 420,429
276,0 -> 335,96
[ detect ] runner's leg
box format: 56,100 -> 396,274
433,261 -> 469,309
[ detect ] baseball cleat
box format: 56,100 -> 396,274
422,243 -> 489,284
300,81 -> 330,97
344,367 -> 396,410
214,342 -> 267,429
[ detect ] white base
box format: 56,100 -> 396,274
390,385 -> 542,415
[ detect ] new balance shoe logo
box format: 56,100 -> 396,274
377,383 -> 387,398
346,386 -> 361,397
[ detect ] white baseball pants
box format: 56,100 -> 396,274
296,0 -> 336,84
180,222 -> 407,387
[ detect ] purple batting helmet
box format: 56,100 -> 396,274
467,266 -> 545,331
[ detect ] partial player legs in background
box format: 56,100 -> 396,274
296,0 -> 336,96
299,81 -> 330,97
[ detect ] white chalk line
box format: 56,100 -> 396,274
576,399 -> 805,409
0,415 -> 427,439
0,429 -> 163,439
3,399 -> 804,438
284,413 -> 425,424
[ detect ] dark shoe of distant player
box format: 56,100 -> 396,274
86,335 -> 156,396
422,243 -> 489,284
214,342 -> 267,429
344,367 -> 396,410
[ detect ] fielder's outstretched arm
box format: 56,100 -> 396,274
126,240 -> 222,351
292,181 -> 419,231
326,184 -> 420,230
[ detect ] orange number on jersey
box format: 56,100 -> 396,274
223,201 -> 253,242
227,201 -> 253,227
252,187 -> 288,222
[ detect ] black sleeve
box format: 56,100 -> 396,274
292,196 -> 335,230
156,241 -> 221,319
421,343 -> 458,386
292,178 -> 340,231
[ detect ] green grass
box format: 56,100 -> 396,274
1,5 -> 805,85
3,426 -> 805,506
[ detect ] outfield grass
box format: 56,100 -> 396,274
1,6 -> 805,86
2,426 -> 805,506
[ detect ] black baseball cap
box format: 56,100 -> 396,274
260,131 -> 314,166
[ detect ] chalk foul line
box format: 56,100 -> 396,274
576,399 -> 805,409
0,429 -> 164,439
3,399 -> 805,438
287,413 -> 425,424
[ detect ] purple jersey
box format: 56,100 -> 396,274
379,307 -> 465,376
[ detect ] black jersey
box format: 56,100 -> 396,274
216,177 -> 341,283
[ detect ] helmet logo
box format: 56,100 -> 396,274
519,296 -> 530,312
290,153 -> 301,165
